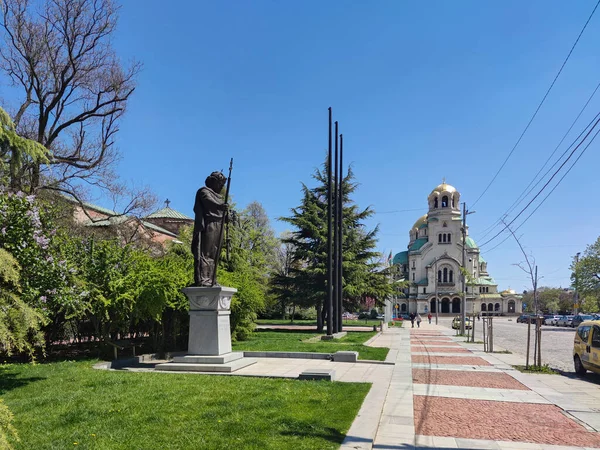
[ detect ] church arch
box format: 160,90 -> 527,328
452,298 -> 460,313
401,303 -> 407,312
488,303 -> 493,312
430,299 -> 437,313
495,303 -> 500,313
508,300 -> 515,313
481,303 -> 487,312
441,297 -> 450,313
434,197 -> 438,208
442,196 -> 448,207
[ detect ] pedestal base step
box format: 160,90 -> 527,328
320,332 -> 347,341
299,369 -> 336,381
155,353 -> 256,373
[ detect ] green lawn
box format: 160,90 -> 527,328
232,330 -> 388,361
256,319 -> 382,327
1,360 -> 370,450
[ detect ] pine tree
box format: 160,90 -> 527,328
279,161 -> 392,332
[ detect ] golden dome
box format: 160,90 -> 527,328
413,214 -> 428,229
429,182 -> 458,197
501,288 -> 516,295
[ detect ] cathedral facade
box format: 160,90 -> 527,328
386,182 -> 522,318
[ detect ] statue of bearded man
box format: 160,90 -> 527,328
191,171 -> 228,286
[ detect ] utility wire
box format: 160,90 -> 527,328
477,100 -> 600,241
471,0 -> 600,208
504,80 -> 600,217
480,113 -> 600,248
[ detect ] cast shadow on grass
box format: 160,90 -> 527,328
279,425 -> 345,445
0,367 -> 45,395
253,328 -> 321,335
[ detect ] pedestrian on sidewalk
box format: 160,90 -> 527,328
416,313 -> 422,328
410,313 -> 415,328
427,313 -> 432,324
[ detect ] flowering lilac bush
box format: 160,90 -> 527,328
0,191 -> 80,327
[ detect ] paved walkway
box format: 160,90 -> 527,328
341,322 -> 600,449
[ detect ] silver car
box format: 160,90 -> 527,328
556,315 -> 574,327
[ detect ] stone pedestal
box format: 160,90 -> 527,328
185,286 -> 236,355
155,286 -> 256,373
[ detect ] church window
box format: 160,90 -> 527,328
452,197 -> 455,208
438,234 -> 442,243
412,273 -> 415,281
423,288 -> 426,294
434,198 -> 438,208
437,270 -> 442,282
442,222 -> 447,228
447,233 -> 451,243
449,270 -> 453,283
412,260 -> 416,269
442,196 -> 448,207
443,268 -> 448,283
442,234 -> 447,243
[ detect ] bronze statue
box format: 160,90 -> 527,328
192,171 -> 228,286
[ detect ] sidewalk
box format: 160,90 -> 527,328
341,322 -> 600,449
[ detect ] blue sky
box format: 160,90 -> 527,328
4,1 -> 600,292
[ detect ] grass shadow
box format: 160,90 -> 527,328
279,424 -> 345,445
0,366 -> 45,395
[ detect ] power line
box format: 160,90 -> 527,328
504,81 -> 600,217
375,208 -> 426,214
476,97 -> 600,241
471,0 -> 600,208
479,113 -> 600,248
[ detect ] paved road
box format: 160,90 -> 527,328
428,317 -> 577,373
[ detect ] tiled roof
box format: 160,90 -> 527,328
409,238 -> 428,252
146,207 -> 192,220
475,277 -> 497,286
415,277 -> 429,286
141,220 -> 178,237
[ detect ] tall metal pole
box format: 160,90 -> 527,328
574,252 -> 580,314
461,202 -> 467,335
533,265 -> 539,365
337,133 -> 344,332
435,258 -> 439,325
332,121 -> 339,333
326,108 -> 333,336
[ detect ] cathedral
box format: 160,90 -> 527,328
386,182 -> 522,318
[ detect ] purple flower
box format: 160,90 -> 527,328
0,228 -> 5,236
40,296 -> 47,303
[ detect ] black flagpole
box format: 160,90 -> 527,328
338,134 -> 344,332
333,121 -> 339,333
327,108 -> 333,335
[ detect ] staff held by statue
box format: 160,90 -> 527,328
212,158 -> 233,286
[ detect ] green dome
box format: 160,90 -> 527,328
465,236 -> 478,249
393,251 -> 408,265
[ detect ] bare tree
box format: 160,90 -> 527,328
0,0 -> 151,216
502,218 -> 541,369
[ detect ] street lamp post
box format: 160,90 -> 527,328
460,203 -> 476,335
574,252 -> 581,315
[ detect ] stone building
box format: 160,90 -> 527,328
386,182 -> 522,318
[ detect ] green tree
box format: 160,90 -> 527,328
280,163 -> 392,332
0,248 -> 45,358
572,237 -> 600,300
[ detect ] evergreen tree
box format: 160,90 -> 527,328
279,162 -> 392,332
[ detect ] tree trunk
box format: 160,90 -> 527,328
316,300 -> 323,332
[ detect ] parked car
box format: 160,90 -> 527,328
546,315 -> 561,326
572,314 -> 595,328
451,316 -> 472,330
516,315 -> 529,323
573,319 -> 600,376
557,315 -> 574,327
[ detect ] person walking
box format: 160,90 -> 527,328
410,313 -> 415,328
416,313 -> 422,328
427,313 -> 432,324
